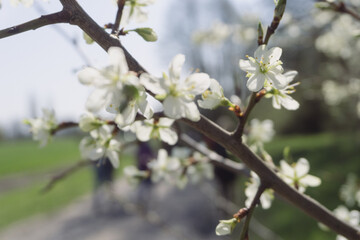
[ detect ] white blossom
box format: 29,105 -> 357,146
123,165 -> 148,185
24,109 -> 57,147
185,152 -> 214,184
197,78 -> 230,110
356,190 -> 360,207
147,149 -> 181,183
77,47 -> 153,127
79,125 -> 121,168
279,158 -> 321,193
247,119 -> 275,144
141,54 -> 210,121
120,0 -> 156,25
322,80 -> 348,106
215,218 -> 237,236
79,112 -> 105,132
239,44 -> 287,92
315,15 -> 358,59
265,71 -> 300,110
245,171 -> 274,209
333,205 -> 360,240
131,117 -> 178,145
192,21 -> 231,45
339,173 -> 359,207
10,0 -> 34,7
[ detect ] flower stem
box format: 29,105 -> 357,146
240,184 -> 266,240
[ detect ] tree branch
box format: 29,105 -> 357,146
232,92 -> 257,139
41,160 -> 93,193
59,0 -> 146,74
183,116 -> 360,239
180,133 -> 249,176
2,0 -> 359,238
0,10 -> 71,39
51,121 -> 78,135
240,184 -> 266,240
111,0 -> 126,35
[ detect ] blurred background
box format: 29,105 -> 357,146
0,0 -> 359,239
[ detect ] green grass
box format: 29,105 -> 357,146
0,137 -> 135,232
252,132 -> 360,240
0,138 -> 81,177
0,133 -> 358,238
0,168 -> 92,230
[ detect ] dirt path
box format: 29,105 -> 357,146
0,180 -> 223,240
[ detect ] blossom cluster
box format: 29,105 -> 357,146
23,109 -> 57,147
123,149 -> 214,188
79,117 -> 122,168
239,45 -> 300,111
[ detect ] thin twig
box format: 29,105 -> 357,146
263,0 -> 286,45
240,184 -> 266,240
200,183 -> 283,240
34,3 -> 92,65
0,11 -> 71,39
111,0 -> 126,35
326,1 -> 360,21
51,121 -> 78,135
41,160 -> 93,193
2,0 -> 359,238
180,133 -> 249,176
183,116 -> 360,239
232,92 -> 257,139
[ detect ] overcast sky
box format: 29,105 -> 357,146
0,0 -> 283,134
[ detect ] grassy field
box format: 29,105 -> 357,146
251,132 -> 360,240
0,133 -> 358,238
0,137 -> 134,231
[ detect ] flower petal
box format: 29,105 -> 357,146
163,96 -> 186,119
295,158 -> 310,177
78,67 -> 103,85
169,54 -> 185,82
284,71 -> 298,85
265,47 -> 282,64
260,192 -> 273,209
300,175 -> 321,187
86,89 -> 112,112
138,93 -> 154,119
140,73 -> 167,95
247,73 -> 265,92
106,150 -> 120,168
280,160 -> 294,177
254,44 -> 267,60
159,128 -> 178,145
158,117 -> 175,127
115,103 -> 137,127
185,73 -> 211,95
266,72 -> 287,89
239,59 -> 256,72
280,95 -> 300,110
272,95 -> 282,109
185,101 -> 201,121
198,97 -> 221,110
108,47 -> 129,75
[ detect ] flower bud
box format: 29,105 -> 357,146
257,22 -> 264,45
215,218 -> 237,236
274,0 -> 286,20
132,28 -> 158,42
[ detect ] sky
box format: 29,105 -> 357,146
0,0 -> 288,135
0,0 -> 173,133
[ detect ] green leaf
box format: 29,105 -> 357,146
275,0 -> 286,19
131,28 -> 158,42
83,32 -> 94,44
283,146 -> 291,161
314,2 -> 333,10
